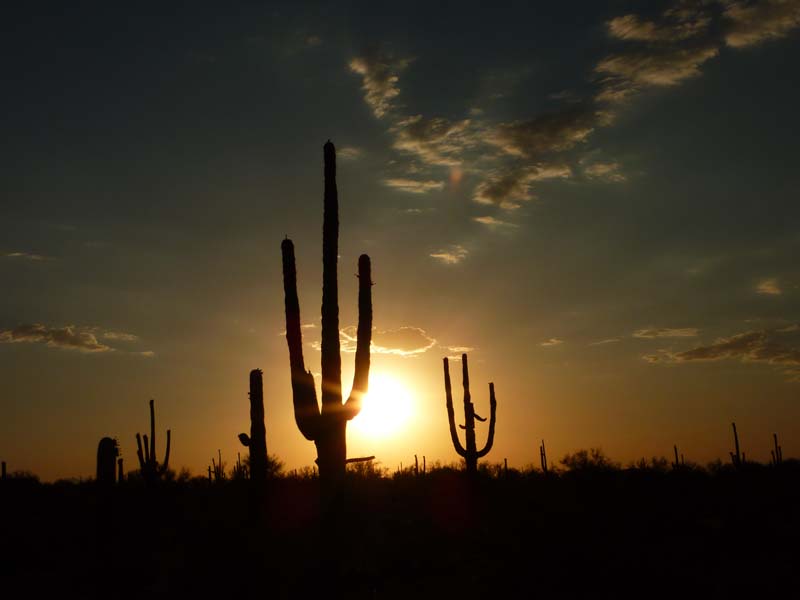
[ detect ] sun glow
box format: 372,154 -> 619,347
350,373 -> 413,438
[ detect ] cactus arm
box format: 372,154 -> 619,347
162,429 -> 171,472
345,254 -> 373,420
444,358 -> 467,457
476,382 -> 497,458
149,399 -> 156,467
135,433 -> 145,469
143,434 -> 150,464
281,237 -> 321,440
321,140 -> 343,415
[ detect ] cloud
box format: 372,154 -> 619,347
430,244 -> 468,265
383,178 -> 445,193
756,277 -> 782,295
336,326 -> 437,357
485,107 -> 600,158
349,51 -> 411,118
3,252 -> 49,261
390,115 -> 476,166
445,345 -> 475,353
588,338 -> 621,346
0,324 -> 112,353
607,6 -> 711,43
540,338 -> 564,347
643,327 -> 800,371
473,164 -> 571,209
337,146 -> 362,160
595,45 -> 719,102
136,350 -> 156,358
634,327 -> 699,338
473,215 -> 518,228
102,331 -> 139,342
583,161 -> 626,182
723,0 -> 800,48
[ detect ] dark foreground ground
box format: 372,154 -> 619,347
2,463 -> 799,599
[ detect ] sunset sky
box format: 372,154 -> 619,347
2,1 -> 800,481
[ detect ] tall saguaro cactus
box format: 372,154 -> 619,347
443,354 -> 497,476
135,399 -> 171,484
238,369 -> 268,484
281,140 -> 373,488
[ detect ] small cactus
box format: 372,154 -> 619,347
443,353 -> 497,476
135,399 -> 171,484
540,440 -> 549,474
729,422 -> 742,468
96,437 -> 119,484
238,369 -> 268,484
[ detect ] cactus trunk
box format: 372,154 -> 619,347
282,141 -> 373,492
247,369 -> 268,484
96,437 -> 119,484
444,354 -> 497,476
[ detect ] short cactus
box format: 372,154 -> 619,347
135,399 -> 171,484
96,437 -> 120,484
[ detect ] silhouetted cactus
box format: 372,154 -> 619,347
443,353 -> 497,476
729,422 -> 743,468
238,369 -> 268,484
281,140 -> 373,490
135,399 -> 171,484
673,444 -> 680,470
96,437 -> 119,484
771,433 -> 783,466
540,440 -> 549,473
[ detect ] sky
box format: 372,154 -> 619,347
2,1 -> 799,481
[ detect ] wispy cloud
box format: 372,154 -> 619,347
473,164 -> 571,209
391,115 -> 476,166
583,161 -> 626,182
349,50 -> 411,118
312,326 -> 437,357
589,338 -> 621,346
0,324 -> 112,353
756,278 -> 782,295
102,331 -> 139,342
383,178 -> 445,193
643,327 -> 800,376
3,252 -> 50,261
430,244 -> 468,265
473,215 -> 517,228
338,146 -> 362,160
540,338 -> 564,347
723,0 -> 800,48
634,327 -> 699,339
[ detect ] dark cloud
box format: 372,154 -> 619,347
473,164 -> 571,208
390,115 -> 475,166
723,0 -> 800,48
607,4 -> 712,43
485,108 -> 601,158
643,327 -> 800,375
0,324 -> 112,353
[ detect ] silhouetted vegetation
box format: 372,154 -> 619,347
238,368 -> 268,485
135,399 -> 171,485
443,353 -> 497,476
281,140 -> 373,494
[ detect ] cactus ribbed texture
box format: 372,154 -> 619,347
135,399 -> 171,484
281,140 -> 373,489
444,354 -> 497,476
238,369 -> 268,484
96,437 -> 119,484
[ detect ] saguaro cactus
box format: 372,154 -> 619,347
135,399 -> 171,484
443,354 -> 497,476
238,369 -> 268,484
540,440 -> 549,474
771,433 -> 783,466
96,437 -> 119,484
281,140 -> 373,488
729,421 -> 743,468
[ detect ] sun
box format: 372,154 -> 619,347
350,372 -> 413,438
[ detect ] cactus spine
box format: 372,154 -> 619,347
281,140 -> 373,489
135,399 -> 171,484
238,369 -> 268,484
443,354 -> 497,476
96,437 -> 119,484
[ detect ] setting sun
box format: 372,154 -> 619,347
350,373 -> 413,438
